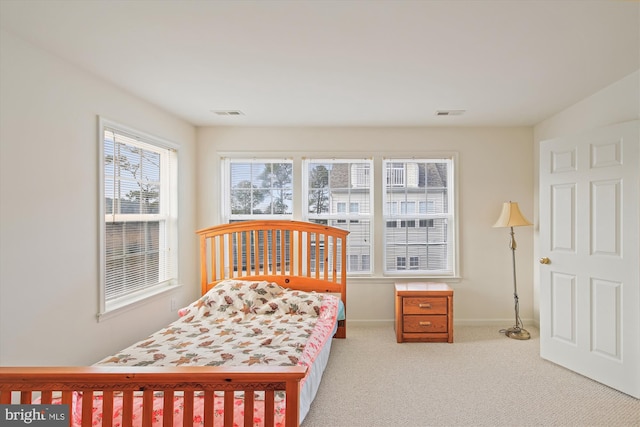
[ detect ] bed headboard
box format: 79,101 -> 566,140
196,220 -> 349,338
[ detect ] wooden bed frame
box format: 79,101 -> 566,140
0,220 -> 349,427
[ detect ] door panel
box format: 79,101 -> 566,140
550,272 -> 576,343
550,183 -> 575,252
590,179 -> 620,256
591,278 -> 620,359
540,120 -> 639,398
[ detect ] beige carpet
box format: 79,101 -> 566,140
301,323 -> 640,427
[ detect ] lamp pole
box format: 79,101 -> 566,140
505,226 -> 530,340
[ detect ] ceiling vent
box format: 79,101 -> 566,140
435,110 -> 466,116
212,110 -> 245,116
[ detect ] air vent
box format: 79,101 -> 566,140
435,110 -> 466,116
212,110 -> 245,116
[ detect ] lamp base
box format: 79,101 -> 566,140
504,327 -> 531,340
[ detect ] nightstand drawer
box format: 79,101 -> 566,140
403,315 -> 448,333
403,297 -> 448,315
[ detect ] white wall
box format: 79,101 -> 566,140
0,30 -> 199,365
532,70 -> 640,324
197,126 -> 534,325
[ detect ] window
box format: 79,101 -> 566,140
349,254 -> 359,270
383,158 -> 455,276
409,256 -> 419,270
99,118 -> 178,318
419,219 -> 435,228
361,254 -> 371,271
221,155 -> 456,278
223,159 -> 294,274
400,201 -> 415,214
225,159 -> 293,220
303,159 -> 373,274
386,163 -> 406,186
351,164 -> 370,188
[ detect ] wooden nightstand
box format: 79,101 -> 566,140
395,282 -> 454,343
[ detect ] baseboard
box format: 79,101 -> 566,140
454,318 -> 537,327
348,318 -> 537,328
348,319 -> 394,326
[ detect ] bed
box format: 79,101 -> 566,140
0,220 -> 349,427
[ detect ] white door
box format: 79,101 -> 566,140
539,120 -> 639,398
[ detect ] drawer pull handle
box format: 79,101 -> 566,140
419,303 -> 432,309
419,321 -> 432,326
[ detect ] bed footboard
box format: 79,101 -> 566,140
0,366 -> 306,427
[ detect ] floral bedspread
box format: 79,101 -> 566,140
74,280 -> 339,426
96,279 -> 338,371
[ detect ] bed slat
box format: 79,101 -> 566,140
142,389 -> 154,426
227,233 -> 233,279
307,232 -> 314,280
122,390 -> 134,427
253,229 -> 260,276
244,389 -> 255,427
162,390 -> 174,427
236,232 -> 243,278
332,235 -> 338,282
296,229 -> 303,275
183,389 -> 194,426
270,229 -> 276,275
323,233 -> 329,280
103,390 -> 114,427
264,390 -> 275,427
82,390 -> 94,427
203,390 -> 214,427
61,391 -> 73,413
224,390 -> 234,426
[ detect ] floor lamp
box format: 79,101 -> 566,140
493,201 -> 532,340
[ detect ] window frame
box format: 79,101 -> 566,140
302,158 -> 374,275
382,157 -> 458,277
223,158 -> 294,222
98,117 -> 179,321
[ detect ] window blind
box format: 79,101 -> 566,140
101,122 -> 178,313
382,158 -> 455,275
303,159 -> 373,274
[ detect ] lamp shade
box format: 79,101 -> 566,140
493,202 -> 532,228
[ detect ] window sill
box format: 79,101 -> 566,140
97,283 -> 181,322
349,276 -> 461,285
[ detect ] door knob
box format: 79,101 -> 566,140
539,257 -> 551,264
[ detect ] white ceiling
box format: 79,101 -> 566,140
1,0 -> 638,127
